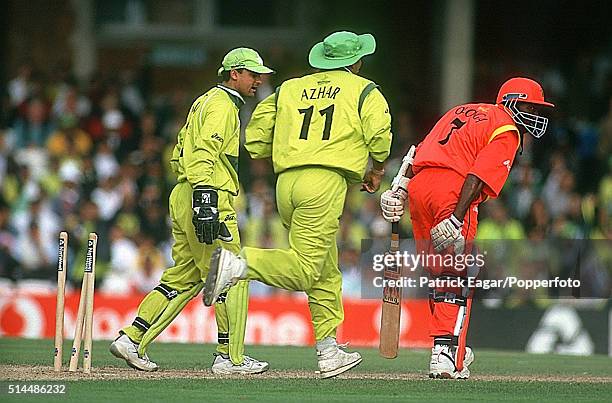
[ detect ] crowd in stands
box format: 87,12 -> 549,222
0,51 -> 610,305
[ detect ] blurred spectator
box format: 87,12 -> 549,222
551,193 -> 586,239
246,178 -> 273,219
1,155 -> 21,206
0,199 -> 19,280
131,233 -> 165,293
91,174 -> 123,223
338,209 -> 368,251
542,161 -> 576,219
340,248 -> 362,297
573,119 -> 600,193
14,143 -> 48,183
86,89 -> 134,153
12,97 -> 53,148
508,162 -> 540,219
116,159 -> 140,207
11,194 -> 61,252
9,163 -> 40,207
391,109 -> 418,157
119,69 -> 145,117
598,98 -> 612,164
477,200 -> 525,240
138,202 -> 169,246
14,222 -> 56,279
46,114 -> 93,160
525,198 -> 552,236
51,82 -> 91,121
53,160 -> 83,218
242,199 -> 287,249
69,199 -> 110,283
102,224 -> 139,294
93,142 -> 120,184
597,164 -> 612,237
8,63 -> 33,107
136,109 -> 160,141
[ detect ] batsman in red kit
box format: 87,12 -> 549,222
380,77 -> 554,379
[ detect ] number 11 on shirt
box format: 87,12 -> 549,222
298,105 -> 335,140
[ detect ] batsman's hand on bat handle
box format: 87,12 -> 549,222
381,190 -> 405,222
192,187 -> 221,244
430,214 -> 465,254
380,145 -> 417,222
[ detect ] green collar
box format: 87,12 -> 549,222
216,85 -> 245,108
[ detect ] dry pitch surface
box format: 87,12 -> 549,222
1,339 -> 611,402
2,364 -> 610,383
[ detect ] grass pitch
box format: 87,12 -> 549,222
0,338 -> 610,402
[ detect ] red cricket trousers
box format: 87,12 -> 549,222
408,167 -> 479,370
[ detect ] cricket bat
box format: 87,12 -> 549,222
379,145 -> 415,359
379,221 -> 402,358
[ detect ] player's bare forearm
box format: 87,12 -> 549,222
361,159 -> 386,193
406,165 -> 415,179
372,159 -> 385,172
453,174 -> 484,220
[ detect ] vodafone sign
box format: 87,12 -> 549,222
0,291 -> 430,347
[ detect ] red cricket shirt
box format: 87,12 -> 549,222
412,103 -> 520,201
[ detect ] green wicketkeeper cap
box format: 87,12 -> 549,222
217,47 -> 274,76
308,31 -> 376,70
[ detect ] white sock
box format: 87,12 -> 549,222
316,337 -> 336,352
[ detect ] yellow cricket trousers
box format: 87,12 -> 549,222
123,181 -> 249,363
241,167 -> 347,340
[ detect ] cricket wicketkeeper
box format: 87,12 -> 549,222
380,77 -> 554,379
110,48 -> 273,374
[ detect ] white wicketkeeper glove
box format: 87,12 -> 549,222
430,214 -> 465,254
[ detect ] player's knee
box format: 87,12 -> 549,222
301,267 -> 322,290
429,276 -> 468,306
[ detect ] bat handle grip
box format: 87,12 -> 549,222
390,222 -> 400,251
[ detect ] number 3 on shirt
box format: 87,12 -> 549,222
439,117 -> 466,145
298,105 -> 335,140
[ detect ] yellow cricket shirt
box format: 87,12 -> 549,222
171,85 -> 243,195
245,70 -> 392,183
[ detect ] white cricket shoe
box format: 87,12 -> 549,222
211,353 -> 269,375
429,345 -> 474,379
317,343 -> 362,379
203,248 -> 247,306
109,334 -> 159,372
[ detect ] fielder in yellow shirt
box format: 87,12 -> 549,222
203,31 -> 393,378
110,48 -> 273,374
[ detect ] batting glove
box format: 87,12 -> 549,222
390,145 -> 416,193
430,214 -> 465,254
192,187 -> 220,244
380,189 -> 407,222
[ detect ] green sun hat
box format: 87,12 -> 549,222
308,31 -> 376,70
217,47 -> 274,76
